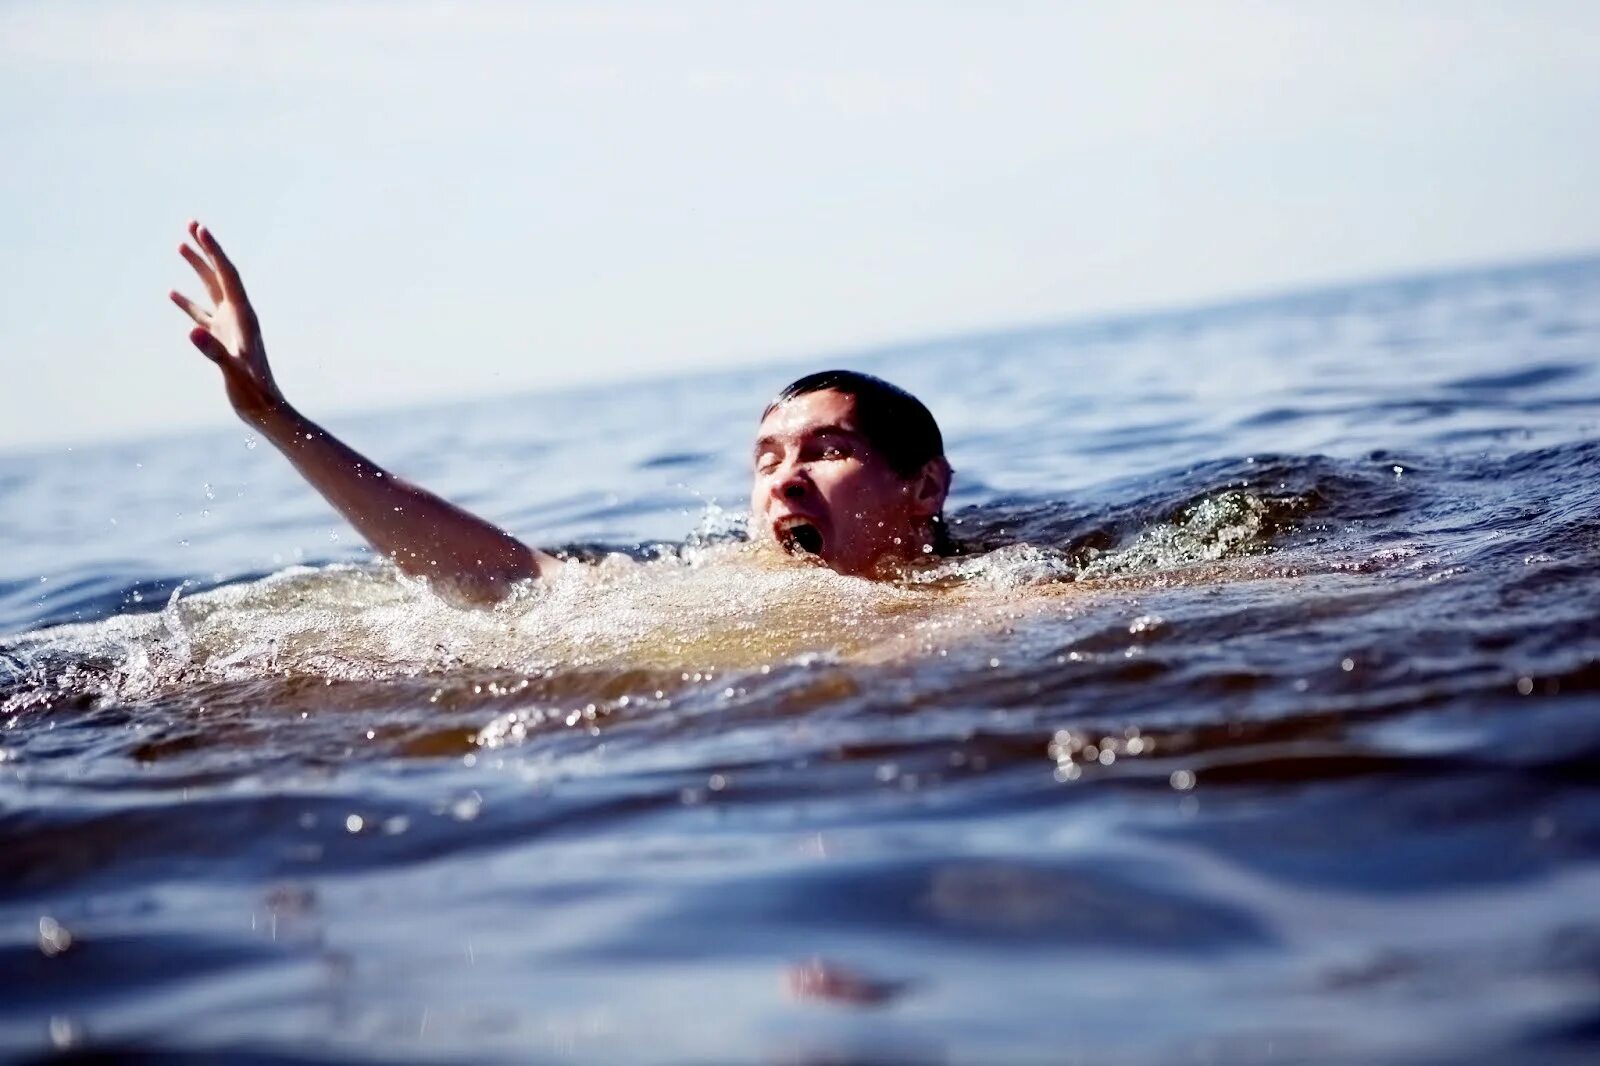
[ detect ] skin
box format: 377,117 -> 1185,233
751,390 -> 950,577
170,221 -> 947,604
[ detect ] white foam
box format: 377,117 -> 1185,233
1,491 -> 1285,713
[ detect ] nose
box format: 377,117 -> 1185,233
770,458 -> 812,503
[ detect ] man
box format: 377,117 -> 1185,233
169,221 -> 953,606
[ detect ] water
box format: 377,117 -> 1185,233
4,257 -> 1600,1063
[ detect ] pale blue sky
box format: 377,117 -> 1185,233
3,1 -> 1597,453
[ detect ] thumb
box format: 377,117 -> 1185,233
189,327 -> 229,365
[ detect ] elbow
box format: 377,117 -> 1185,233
387,541 -> 544,609
418,557 -> 544,610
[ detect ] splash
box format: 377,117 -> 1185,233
0,491 -> 1296,717
1073,490 -> 1276,579
2,546 -> 952,713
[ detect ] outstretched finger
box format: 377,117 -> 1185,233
191,221 -> 248,303
170,289 -> 212,328
180,243 -> 223,304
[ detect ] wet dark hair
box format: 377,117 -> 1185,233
765,369 -> 956,554
765,370 -> 945,478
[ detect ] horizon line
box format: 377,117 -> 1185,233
6,243 -> 1597,463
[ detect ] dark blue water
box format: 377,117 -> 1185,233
4,257 -> 1600,1063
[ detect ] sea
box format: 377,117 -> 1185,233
3,256 -> 1600,1064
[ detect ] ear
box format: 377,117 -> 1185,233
908,458 -> 951,518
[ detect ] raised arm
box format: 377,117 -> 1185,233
169,221 -> 561,605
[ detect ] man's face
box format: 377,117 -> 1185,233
749,389 -> 942,577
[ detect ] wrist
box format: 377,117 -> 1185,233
236,392 -> 296,435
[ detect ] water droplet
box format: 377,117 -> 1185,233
345,814 -> 364,833
203,483 -> 215,499
1340,657 -> 1355,672
1170,769 -> 1196,791
48,1016 -> 78,1049
244,436 -> 257,449
1516,676 -> 1534,695
38,917 -> 73,956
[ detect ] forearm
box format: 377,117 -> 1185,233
170,221 -> 549,605
247,402 -> 549,604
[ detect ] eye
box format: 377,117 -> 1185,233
755,450 -> 780,473
819,443 -> 849,460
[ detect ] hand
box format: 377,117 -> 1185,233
169,220 -> 284,422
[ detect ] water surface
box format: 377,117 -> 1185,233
4,257 -> 1600,1063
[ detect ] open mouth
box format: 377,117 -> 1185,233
774,516 -> 825,557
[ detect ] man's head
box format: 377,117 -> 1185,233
750,370 -> 952,577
